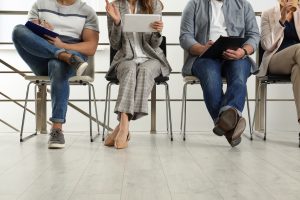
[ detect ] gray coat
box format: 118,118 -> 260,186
179,0 -> 260,76
106,0 -> 171,77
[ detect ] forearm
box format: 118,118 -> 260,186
189,43 -> 206,56
62,41 -> 98,56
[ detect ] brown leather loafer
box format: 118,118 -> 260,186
225,117 -> 246,147
213,108 -> 238,136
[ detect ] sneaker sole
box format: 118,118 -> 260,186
48,143 -> 65,149
76,62 -> 88,76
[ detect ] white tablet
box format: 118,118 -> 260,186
123,14 -> 161,33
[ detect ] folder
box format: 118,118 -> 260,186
25,21 -> 59,38
200,36 -> 246,59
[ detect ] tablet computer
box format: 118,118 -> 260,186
201,36 -> 246,59
25,21 -> 59,38
123,14 -> 161,32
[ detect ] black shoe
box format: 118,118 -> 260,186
225,117 -> 246,147
69,55 -> 88,76
213,108 -> 238,136
48,128 -> 65,149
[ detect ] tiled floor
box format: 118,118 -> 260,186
0,131 -> 299,200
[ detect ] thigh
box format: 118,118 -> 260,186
192,58 -> 223,86
269,44 -> 300,74
137,59 -> 162,78
223,58 -> 251,83
116,60 -> 137,80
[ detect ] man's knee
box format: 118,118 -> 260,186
12,25 -> 27,42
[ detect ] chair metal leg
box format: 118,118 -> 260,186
163,82 -> 173,141
88,84 -> 93,142
102,82 -> 111,137
264,83 -> 267,141
246,89 -> 252,139
20,81 -> 38,142
299,132 -> 300,148
91,84 -> 101,140
164,84 -> 169,133
183,82 -> 188,141
107,83 -> 113,131
251,82 -> 264,140
180,82 -> 185,134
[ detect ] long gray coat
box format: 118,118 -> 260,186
106,0 -> 171,77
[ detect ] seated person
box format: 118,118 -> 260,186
104,0 -> 171,149
258,0 -> 300,123
179,0 -> 259,147
12,0 -> 99,149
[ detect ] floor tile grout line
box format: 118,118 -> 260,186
66,139 -> 103,200
183,134 -> 227,200
15,135 -> 83,200
154,137 -> 174,200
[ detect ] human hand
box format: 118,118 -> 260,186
222,48 -> 245,60
151,20 -> 163,32
105,0 -> 121,25
39,19 -> 54,30
199,40 -> 214,56
44,35 -> 64,48
279,0 -> 296,23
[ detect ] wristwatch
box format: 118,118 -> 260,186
242,48 -> 248,57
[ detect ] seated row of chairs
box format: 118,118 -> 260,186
19,37 -> 299,147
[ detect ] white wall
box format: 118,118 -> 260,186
1,0 -> 298,135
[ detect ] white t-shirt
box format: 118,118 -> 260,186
28,0 -> 99,43
209,0 -> 228,42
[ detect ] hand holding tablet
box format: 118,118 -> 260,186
25,21 -> 59,38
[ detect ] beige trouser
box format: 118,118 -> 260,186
269,44 -> 300,120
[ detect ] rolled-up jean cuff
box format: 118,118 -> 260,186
55,49 -> 66,59
49,117 -> 66,124
219,106 -> 242,117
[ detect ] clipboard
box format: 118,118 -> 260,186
123,14 -> 161,32
25,21 -> 59,38
201,36 -> 246,59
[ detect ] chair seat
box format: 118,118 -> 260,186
25,75 -> 94,83
259,74 -> 291,83
105,74 -> 169,84
183,76 -> 200,83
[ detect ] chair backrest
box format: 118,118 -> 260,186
83,56 -> 95,79
258,42 -> 265,66
110,36 -> 167,64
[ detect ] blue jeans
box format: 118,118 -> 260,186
12,25 -> 86,123
191,57 -> 251,122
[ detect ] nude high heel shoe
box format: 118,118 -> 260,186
114,130 -> 130,149
104,133 -> 116,146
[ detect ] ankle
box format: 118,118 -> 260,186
58,52 -> 71,63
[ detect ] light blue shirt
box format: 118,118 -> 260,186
179,0 -> 260,76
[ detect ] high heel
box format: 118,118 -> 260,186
104,133 -> 116,146
114,131 -> 130,149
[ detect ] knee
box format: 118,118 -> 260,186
117,62 -> 136,77
12,24 -> 26,42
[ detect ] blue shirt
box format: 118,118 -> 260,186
180,0 -> 260,76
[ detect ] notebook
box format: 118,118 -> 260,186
201,36 -> 246,59
25,21 -> 59,38
123,14 -> 161,32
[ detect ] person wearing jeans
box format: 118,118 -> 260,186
12,0 -> 99,149
180,0 -> 259,147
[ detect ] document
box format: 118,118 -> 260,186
25,21 -> 59,38
123,14 -> 161,32
200,36 -> 246,59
